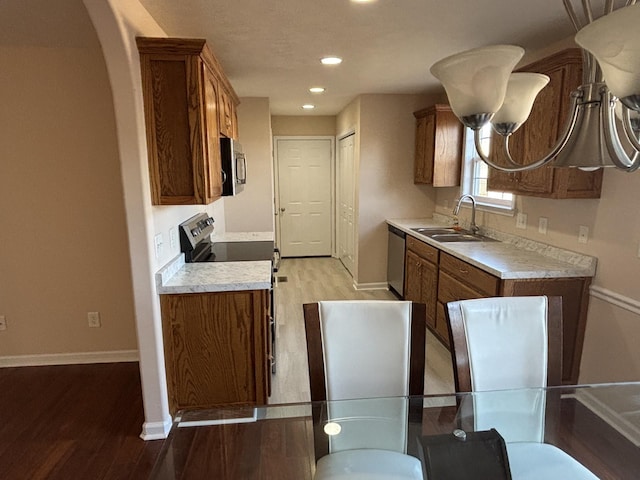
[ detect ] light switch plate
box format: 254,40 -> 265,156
538,217 -> 548,235
516,213 -> 527,230
578,226 -> 589,244
155,233 -> 163,259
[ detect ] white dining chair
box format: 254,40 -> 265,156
446,295 -> 598,480
303,300 -> 426,480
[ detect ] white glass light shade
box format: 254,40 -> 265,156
430,45 -> 524,118
575,3 -> 640,101
491,73 -> 550,127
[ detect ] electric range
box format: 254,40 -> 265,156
178,213 -> 279,374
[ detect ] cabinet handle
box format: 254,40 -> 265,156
459,268 -> 469,274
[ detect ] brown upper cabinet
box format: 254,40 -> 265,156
413,104 -> 463,186
488,49 -> 603,199
137,37 -> 240,205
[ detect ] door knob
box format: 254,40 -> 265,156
280,207 -> 286,212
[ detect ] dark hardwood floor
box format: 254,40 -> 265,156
0,362 -> 163,479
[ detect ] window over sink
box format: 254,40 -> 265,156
461,125 -> 515,214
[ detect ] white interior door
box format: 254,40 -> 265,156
338,134 -> 356,275
276,138 -> 333,257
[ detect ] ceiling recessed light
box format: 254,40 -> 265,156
302,104 -> 315,110
309,87 -> 325,93
321,56 -> 342,65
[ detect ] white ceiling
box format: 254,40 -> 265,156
138,0 -> 583,116
140,0 -> 632,115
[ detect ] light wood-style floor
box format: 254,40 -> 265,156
269,256 -> 455,404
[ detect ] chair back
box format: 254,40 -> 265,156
446,295 -> 563,393
446,295 -> 563,443
304,300 -> 426,457
304,300 -> 426,401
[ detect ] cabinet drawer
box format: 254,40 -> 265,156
407,236 -> 439,264
439,252 -> 499,296
438,270 -> 486,304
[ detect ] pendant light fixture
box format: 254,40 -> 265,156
430,0 -> 640,172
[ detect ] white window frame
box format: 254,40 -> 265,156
460,125 -> 516,215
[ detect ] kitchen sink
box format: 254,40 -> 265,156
411,227 -> 460,235
410,227 -> 496,243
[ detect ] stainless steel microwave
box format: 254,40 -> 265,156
220,137 -> 246,196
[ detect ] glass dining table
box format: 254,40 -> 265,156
149,382 -> 640,479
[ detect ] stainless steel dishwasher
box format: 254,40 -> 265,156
387,225 -> 406,298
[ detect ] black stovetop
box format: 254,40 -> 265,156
197,240 -> 275,263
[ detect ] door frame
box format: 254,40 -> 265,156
336,130 -> 357,275
273,136 -> 336,257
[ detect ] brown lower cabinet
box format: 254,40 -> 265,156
405,236 -> 591,384
160,289 -> 270,415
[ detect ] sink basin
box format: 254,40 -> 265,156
411,227 -> 461,235
410,227 -> 497,243
429,233 -> 486,242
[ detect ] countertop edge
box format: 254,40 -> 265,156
387,218 -> 597,279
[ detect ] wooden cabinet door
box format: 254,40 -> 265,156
405,238 -> 439,331
202,65 -> 223,201
137,37 -> 239,205
413,105 -> 463,186
161,290 -> 268,414
420,258 -> 438,328
404,249 -> 422,304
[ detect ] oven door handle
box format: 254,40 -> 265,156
273,248 -> 281,273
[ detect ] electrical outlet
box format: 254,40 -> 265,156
88,312 -> 101,328
516,213 -> 528,230
538,217 -> 548,235
169,228 -> 177,250
0,315 -> 6,331
578,225 -> 589,244
154,233 -> 163,259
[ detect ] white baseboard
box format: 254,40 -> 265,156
590,286 -> 640,316
0,350 -> 139,368
140,419 -> 173,440
353,281 -> 389,291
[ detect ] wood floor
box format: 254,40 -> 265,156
269,257 -> 455,404
0,257 -> 453,479
0,362 -> 163,479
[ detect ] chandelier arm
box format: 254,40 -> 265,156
474,131 -> 555,172
501,136 -> 525,167
601,90 -> 640,171
473,93 -> 582,172
604,0 -> 614,14
563,0 -> 583,30
621,106 -> 640,153
582,0 -> 594,23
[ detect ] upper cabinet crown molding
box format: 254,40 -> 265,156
413,104 -> 463,187
136,37 -> 239,205
488,48 -> 603,199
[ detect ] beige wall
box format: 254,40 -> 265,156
355,94 -> 440,286
271,115 -> 336,136
225,97 -> 275,232
0,0 -> 137,358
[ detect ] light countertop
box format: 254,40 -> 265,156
387,217 -> 597,279
156,232 -> 274,294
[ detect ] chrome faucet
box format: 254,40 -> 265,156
453,194 -> 479,235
